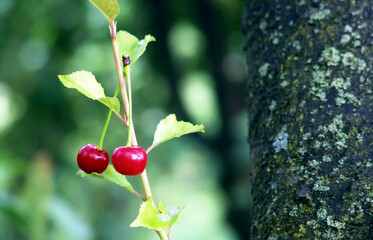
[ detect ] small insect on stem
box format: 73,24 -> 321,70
122,54 -> 131,67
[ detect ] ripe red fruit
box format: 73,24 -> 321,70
112,146 -> 147,176
77,144 -> 109,174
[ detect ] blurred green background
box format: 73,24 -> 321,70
0,0 -> 250,239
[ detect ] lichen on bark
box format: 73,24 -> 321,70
243,0 -> 372,239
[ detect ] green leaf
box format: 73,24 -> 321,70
58,71 -> 120,113
130,199 -> 183,230
130,198 -> 170,231
165,205 -> 183,227
98,97 -> 120,114
159,201 -> 183,227
150,114 -> 204,151
89,0 -> 120,22
131,35 -> 156,63
78,165 -> 134,193
117,31 -> 155,64
158,200 -> 167,213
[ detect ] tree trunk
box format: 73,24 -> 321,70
243,0 -> 372,239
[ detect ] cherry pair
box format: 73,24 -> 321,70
77,144 -> 147,176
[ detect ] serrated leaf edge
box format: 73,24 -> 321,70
89,0 -> 120,22
149,114 -> 204,152
77,165 -> 134,192
58,70 -> 121,114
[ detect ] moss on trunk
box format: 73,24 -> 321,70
243,0 -> 372,239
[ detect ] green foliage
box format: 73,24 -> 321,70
130,198 -> 183,231
117,31 -> 156,64
150,114 -> 205,151
50,0 -> 204,238
0,193 -> 27,227
58,71 -> 120,114
77,165 -> 134,193
21,155 -> 53,240
89,0 -> 120,22
158,201 -> 182,228
0,0 -> 245,238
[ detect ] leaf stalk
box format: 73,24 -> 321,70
98,85 -> 120,150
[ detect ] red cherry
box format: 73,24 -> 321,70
77,144 -> 109,174
112,146 -> 147,176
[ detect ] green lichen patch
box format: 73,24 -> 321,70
309,9 -> 331,22
258,62 -> 270,77
326,216 -> 345,229
273,126 -> 288,153
341,52 -> 367,73
340,34 -> 351,44
269,100 -> 277,111
312,114 -> 348,151
319,47 -> 341,66
313,180 -> 330,192
310,68 -> 329,102
311,54 -> 362,106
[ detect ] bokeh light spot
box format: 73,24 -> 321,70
18,39 -> 50,72
168,22 -> 206,61
179,71 -> 221,137
0,83 -> 24,134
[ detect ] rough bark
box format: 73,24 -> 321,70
243,0 -> 372,239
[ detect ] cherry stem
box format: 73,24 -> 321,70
98,85 -> 120,150
124,66 -> 134,147
110,21 -> 130,123
146,144 -> 156,154
157,231 -> 169,240
132,190 -> 145,201
109,21 -> 168,240
114,112 -> 128,127
109,21 -> 137,144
